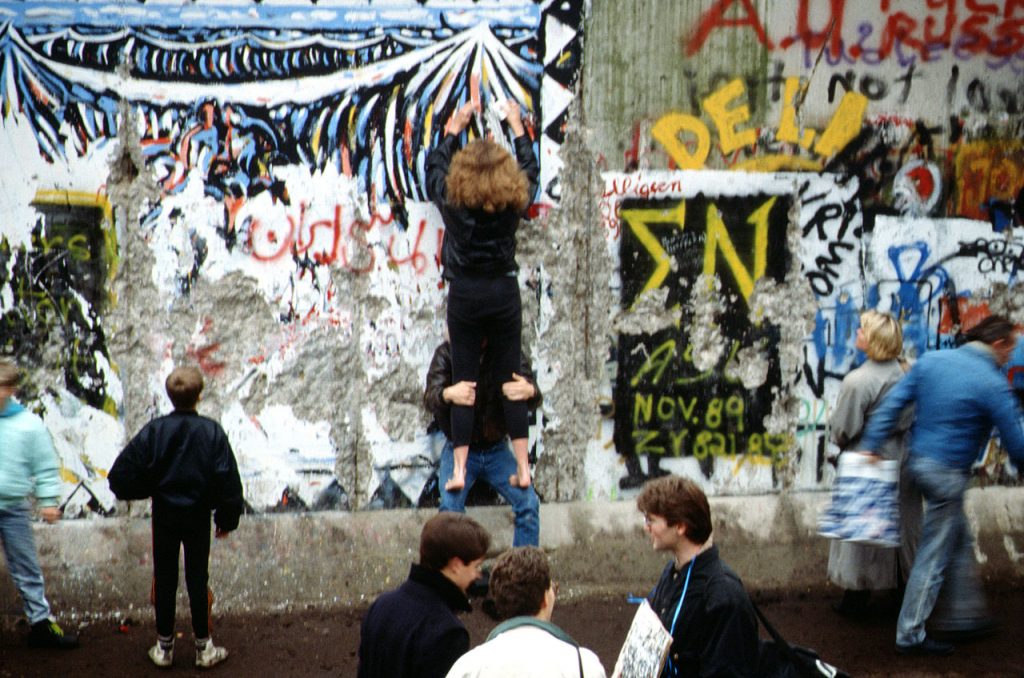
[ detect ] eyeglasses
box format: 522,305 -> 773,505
549,580 -> 560,596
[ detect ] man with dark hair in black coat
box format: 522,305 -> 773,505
638,475 -> 759,677
358,512 -> 491,678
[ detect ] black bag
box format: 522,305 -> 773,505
752,601 -> 850,678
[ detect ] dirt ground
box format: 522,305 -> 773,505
0,583 -> 1020,677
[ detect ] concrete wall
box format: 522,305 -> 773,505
0,0 -> 1022,524
3,487 -> 1021,619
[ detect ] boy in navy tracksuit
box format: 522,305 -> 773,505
109,366 -> 243,669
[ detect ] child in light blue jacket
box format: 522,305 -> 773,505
0,360 -> 78,649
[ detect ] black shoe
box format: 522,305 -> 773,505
27,620 -> 79,649
895,637 -> 954,656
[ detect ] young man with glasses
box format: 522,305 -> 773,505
638,475 -> 757,677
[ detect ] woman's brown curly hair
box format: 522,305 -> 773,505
446,139 -> 529,213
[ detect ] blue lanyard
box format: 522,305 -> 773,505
665,557 -> 695,676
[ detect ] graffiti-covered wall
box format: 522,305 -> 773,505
583,0 -> 1024,498
1,0 -> 1022,516
0,0 -> 586,512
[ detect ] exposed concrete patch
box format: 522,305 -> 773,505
725,341 -> 771,389
105,99 -> 171,437
753,191 -> 820,485
686,274 -> 727,372
525,101 -> 616,502
613,287 -> 676,336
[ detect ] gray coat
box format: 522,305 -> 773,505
827,359 -> 917,590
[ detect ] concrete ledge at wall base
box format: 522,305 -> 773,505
0,487 -> 1021,623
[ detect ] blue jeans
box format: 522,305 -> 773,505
438,439 -> 540,547
896,456 -> 986,645
0,503 -> 52,624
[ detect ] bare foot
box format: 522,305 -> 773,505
445,470 -> 466,492
508,468 -> 532,488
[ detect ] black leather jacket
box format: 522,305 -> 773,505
425,133 -> 539,280
424,341 -> 542,449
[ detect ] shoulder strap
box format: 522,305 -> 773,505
750,599 -> 807,670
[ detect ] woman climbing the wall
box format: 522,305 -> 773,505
424,98 -> 539,492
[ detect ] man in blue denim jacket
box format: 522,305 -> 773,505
861,315 -> 1024,656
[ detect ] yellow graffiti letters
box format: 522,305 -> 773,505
629,339 -> 677,387
635,427 -> 789,466
31,233 -> 93,262
651,113 -> 711,169
654,78 -> 868,168
632,391 -> 699,426
702,79 -> 757,155
669,429 -> 690,456
813,90 -> 868,158
621,203 -> 687,303
775,77 -> 816,149
702,196 -> 775,303
633,429 -> 664,455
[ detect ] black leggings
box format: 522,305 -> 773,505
152,506 -> 212,638
446,275 -> 527,447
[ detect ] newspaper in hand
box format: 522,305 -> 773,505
612,600 -> 673,678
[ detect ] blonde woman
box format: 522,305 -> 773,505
827,310 -> 918,616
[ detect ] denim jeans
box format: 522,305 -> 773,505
0,502 -> 52,624
438,439 -> 540,547
896,456 -> 986,645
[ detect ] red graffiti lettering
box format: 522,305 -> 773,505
388,219 -> 429,273
187,342 -> 227,376
694,0 -> 1024,63
687,0 -> 773,55
341,217 -> 375,274
247,203 -> 440,275
293,205 -> 342,265
249,215 -> 293,261
601,176 -> 685,200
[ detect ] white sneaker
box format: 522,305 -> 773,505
195,639 -> 228,669
148,642 -> 174,668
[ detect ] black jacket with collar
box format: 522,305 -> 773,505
108,410 -> 244,532
425,132 -> 540,280
357,563 -> 472,678
648,545 -> 759,677
423,341 -> 542,449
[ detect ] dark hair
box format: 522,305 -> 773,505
636,475 -> 712,544
490,547 -> 551,620
165,366 -> 204,410
419,513 -> 491,571
963,315 -> 1016,346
